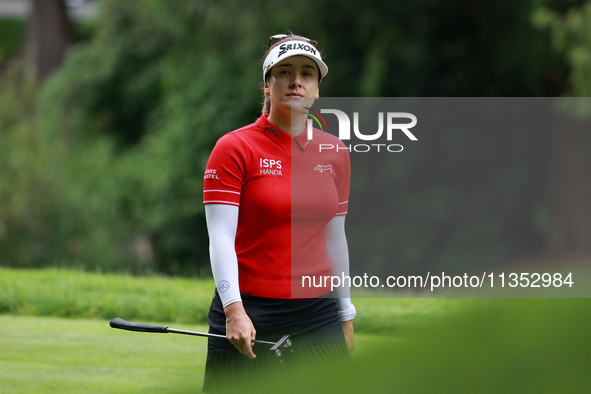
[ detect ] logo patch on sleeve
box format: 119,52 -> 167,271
204,169 -> 220,179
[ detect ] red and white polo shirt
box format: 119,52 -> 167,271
204,114 -> 350,298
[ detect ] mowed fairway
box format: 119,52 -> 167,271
0,316 -> 207,392
3,301 -> 591,394
2,269 -> 591,393
0,315 -> 392,393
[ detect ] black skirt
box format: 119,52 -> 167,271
202,290 -> 348,393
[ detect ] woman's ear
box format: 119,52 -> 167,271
264,81 -> 270,95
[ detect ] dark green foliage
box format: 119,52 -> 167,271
21,0 -> 268,273
247,299 -> 591,393
535,1 -> 591,96
0,19 -> 26,61
1,0 -> 588,274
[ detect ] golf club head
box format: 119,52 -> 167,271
270,335 -> 291,357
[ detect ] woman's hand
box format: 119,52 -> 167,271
341,320 -> 355,354
224,302 -> 257,359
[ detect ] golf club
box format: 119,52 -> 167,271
109,317 -> 292,357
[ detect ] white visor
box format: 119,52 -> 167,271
263,40 -> 328,81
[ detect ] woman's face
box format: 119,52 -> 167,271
264,55 -> 320,115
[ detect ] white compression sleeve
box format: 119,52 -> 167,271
324,215 -> 356,321
205,204 -> 242,308
336,297 -> 357,322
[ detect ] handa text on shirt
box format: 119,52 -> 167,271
260,168 -> 283,176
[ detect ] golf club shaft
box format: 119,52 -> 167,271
166,327 -> 275,345
110,317 -> 276,345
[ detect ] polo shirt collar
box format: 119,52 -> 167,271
257,114 -> 290,149
293,127 -> 312,151
256,114 -> 312,151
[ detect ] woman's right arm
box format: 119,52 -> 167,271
205,204 -> 257,358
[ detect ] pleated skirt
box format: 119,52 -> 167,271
202,290 -> 349,393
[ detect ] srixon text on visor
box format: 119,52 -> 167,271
278,43 -> 317,57
308,110 -> 418,153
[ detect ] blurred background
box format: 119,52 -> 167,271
0,0 -> 590,277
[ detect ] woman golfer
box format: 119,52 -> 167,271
202,33 -> 355,392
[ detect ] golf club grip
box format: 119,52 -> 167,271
110,317 -> 169,333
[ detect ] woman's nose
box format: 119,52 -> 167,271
291,73 -> 302,87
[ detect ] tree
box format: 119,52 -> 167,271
21,0 -> 74,79
535,3 -> 591,253
4,0 -> 587,275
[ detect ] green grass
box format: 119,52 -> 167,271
0,315 -> 207,392
0,267 -> 215,325
0,315 -> 392,393
352,296 -> 476,334
4,301 -> 587,393
0,267 -> 472,334
1,268 -> 590,392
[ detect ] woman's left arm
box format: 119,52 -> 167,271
324,215 -> 356,354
